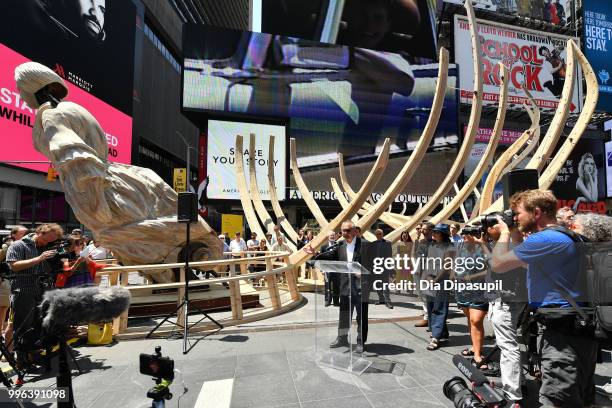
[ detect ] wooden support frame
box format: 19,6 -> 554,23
476,87 -> 540,215
235,135 -> 267,238
288,139 -> 391,266
386,0 -> 483,242
428,63 -> 509,226
267,135 -> 299,244
248,134 -> 297,251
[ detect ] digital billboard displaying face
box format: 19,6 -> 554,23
0,0 -> 136,172
182,25 -> 458,170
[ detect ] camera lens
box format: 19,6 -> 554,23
443,377 -> 486,408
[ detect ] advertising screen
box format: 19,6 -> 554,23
207,120 -> 287,201
261,0 -> 438,59
583,0 -> 612,112
183,25 -> 459,169
0,0 -> 136,172
454,15 -> 582,113
606,140 -> 612,198
550,138 -> 607,214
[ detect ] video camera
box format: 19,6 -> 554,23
460,210 -> 516,238
443,355 -> 510,408
140,346 -> 174,406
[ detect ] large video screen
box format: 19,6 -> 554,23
0,0 -> 136,172
183,25 -> 458,168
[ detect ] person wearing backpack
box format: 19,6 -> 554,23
490,189 -> 597,408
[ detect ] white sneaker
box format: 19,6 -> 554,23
596,382 -> 612,398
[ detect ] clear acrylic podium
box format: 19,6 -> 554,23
313,260 -> 372,374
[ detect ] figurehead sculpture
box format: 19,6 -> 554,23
15,62 -> 222,282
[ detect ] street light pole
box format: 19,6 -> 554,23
175,130 -> 194,190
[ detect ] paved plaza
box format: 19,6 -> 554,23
3,293 -> 612,407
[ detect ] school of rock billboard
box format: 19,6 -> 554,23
454,15 -> 583,113
550,138 -> 607,214
0,0 -> 136,172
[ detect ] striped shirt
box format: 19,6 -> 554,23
6,233 -> 50,294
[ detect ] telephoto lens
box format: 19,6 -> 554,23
443,377 -> 486,408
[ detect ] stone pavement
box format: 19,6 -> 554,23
3,293 -> 612,407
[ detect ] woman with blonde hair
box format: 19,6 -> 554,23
573,152 -> 598,212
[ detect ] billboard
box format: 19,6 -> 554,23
206,120 -> 286,201
261,0 -> 437,59
454,15 -> 582,113
183,25 -> 459,169
0,44 -> 133,173
606,140 -> 612,198
443,0 -> 574,26
0,0 -> 136,172
583,0 -> 612,112
550,138 -> 607,214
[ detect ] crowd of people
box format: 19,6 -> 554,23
0,223 -> 111,373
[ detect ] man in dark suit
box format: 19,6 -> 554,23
320,231 -> 340,307
373,228 -> 393,309
307,221 -> 370,354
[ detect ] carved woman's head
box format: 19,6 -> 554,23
14,62 -> 69,109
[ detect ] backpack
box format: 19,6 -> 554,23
544,226 -> 612,340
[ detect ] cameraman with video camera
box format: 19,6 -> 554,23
5,223 -> 63,358
490,190 -> 596,408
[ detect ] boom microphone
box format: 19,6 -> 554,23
40,286 -> 131,332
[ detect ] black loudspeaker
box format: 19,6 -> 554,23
177,192 -> 198,222
502,169 -> 539,208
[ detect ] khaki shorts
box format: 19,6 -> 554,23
0,279 -> 10,307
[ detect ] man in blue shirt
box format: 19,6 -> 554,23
491,189 -> 596,408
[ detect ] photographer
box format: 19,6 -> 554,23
490,190 -> 596,407
5,223 -> 64,352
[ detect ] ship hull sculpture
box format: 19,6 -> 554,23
15,62 -> 222,283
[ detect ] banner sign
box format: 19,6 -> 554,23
583,0 -> 612,112
466,126 -> 524,145
207,120 -> 286,201
221,214 -> 244,238
454,15 -> 582,113
173,168 -> 187,192
550,138 -> 607,214
606,140 -> 612,198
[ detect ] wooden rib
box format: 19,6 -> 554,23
525,39 -> 576,173
386,0 -> 483,242
235,135 -> 266,238
248,134 -> 298,251
289,139 -> 391,266
476,88 -> 540,215
355,47 -> 450,232
538,41 -> 598,189
429,63 -> 509,226
330,178 -> 360,225
267,135 -> 299,244
290,139 -> 329,228
482,40 -> 596,214
249,134 -> 276,236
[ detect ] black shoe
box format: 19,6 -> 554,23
329,337 -> 349,348
324,299 -> 331,307
385,301 -> 393,309
375,300 -> 383,305
354,343 -> 364,354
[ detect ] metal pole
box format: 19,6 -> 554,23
176,131 -> 192,190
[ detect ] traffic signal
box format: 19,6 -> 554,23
47,165 -> 58,181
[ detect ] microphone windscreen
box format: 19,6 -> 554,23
40,286 -> 131,331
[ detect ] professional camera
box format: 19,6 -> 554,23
481,210 -> 515,230
140,346 -> 174,407
460,226 -> 483,237
443,355 -> 510,408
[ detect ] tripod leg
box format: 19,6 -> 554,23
146,301 -> 186,338
57,340 -> 76,408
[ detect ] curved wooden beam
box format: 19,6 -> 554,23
482,40 -> 597,214
267,135 -> 299,244
236,135 -> 266,238
386,0 -> 483,242
476,88 -> 540,215
330,178 -> 360,225
429,63 -> 509,226
539,41 -> 598,190
248,134 -> 276,236
290,139 -> 329,228
289,139 -> 391,266
525,39 -> 576,173
248,134 -> 298,251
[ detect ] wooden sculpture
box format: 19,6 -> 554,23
14,62 -> 221,282
235,135 -> 267,240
